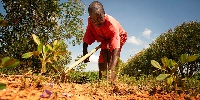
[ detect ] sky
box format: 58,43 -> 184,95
1,0 -> 200,71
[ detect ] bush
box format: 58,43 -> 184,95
68,71 -> 98,84
123,21 -> 200,77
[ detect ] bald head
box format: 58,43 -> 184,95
88,1 -> 105,15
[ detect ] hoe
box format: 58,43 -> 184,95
65,44 -> 101,73
61,44 -> 101,81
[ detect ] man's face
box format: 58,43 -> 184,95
90,12 -> 105,27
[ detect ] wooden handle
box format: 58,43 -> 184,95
65,44 -> 101,73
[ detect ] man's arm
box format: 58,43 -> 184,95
83,42 -> 90,63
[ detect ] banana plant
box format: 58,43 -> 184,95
22,34 -> 67,74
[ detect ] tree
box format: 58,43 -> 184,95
0,0 -> 85,74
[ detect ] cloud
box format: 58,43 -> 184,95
128,49 -> 141,56
127,36 -> 142,45
89,54 -> 98,63
142,28 -> 151,39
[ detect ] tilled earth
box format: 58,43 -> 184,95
0,76 -> 199,100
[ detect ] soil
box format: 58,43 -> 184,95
0,75 -> 199,100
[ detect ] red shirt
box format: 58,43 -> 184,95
83,14 -> 127,51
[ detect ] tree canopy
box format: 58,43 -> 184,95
0,0 -> 85,73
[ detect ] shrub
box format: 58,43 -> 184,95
151,54 -> 199,91
123,21 -> 200,77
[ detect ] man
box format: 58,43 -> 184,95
83,1 -> 127,82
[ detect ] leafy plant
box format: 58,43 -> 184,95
0,54 -> 19,90
0,55 -> 19,90
0,55 -> 20,69
0,48 -> 19,90
0,83 -> 6,90
123,21 -> 200,77
22,34 -> 67,74
68,70 -> 98,84
0,20 -> 7,26
151,54 -> 199,90
0,0 -> 84,73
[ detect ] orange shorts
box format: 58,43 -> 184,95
98,33 -> 127,63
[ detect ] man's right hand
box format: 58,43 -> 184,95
84,58 -> 90,63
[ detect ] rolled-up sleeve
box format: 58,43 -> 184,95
83,18 -> 95,45
108,24 -> 120,51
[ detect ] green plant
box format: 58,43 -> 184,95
22,34 -> 67,74
0,55 -> 19,90
0,19 -> 19,69
0,20 -> 7,26
151,54 -> 199,90
123,21 -> 200,77
68,70 -> 98,84
0,55 -> 20,69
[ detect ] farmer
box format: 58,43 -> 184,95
83,1 -> 127,83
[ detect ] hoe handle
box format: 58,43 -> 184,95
65,44 -> 101,73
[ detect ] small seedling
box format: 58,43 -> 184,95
22,34 -> 67,74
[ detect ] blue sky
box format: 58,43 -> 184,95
1,0 -> 200,71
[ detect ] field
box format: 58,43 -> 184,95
0,75 -> 199,100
